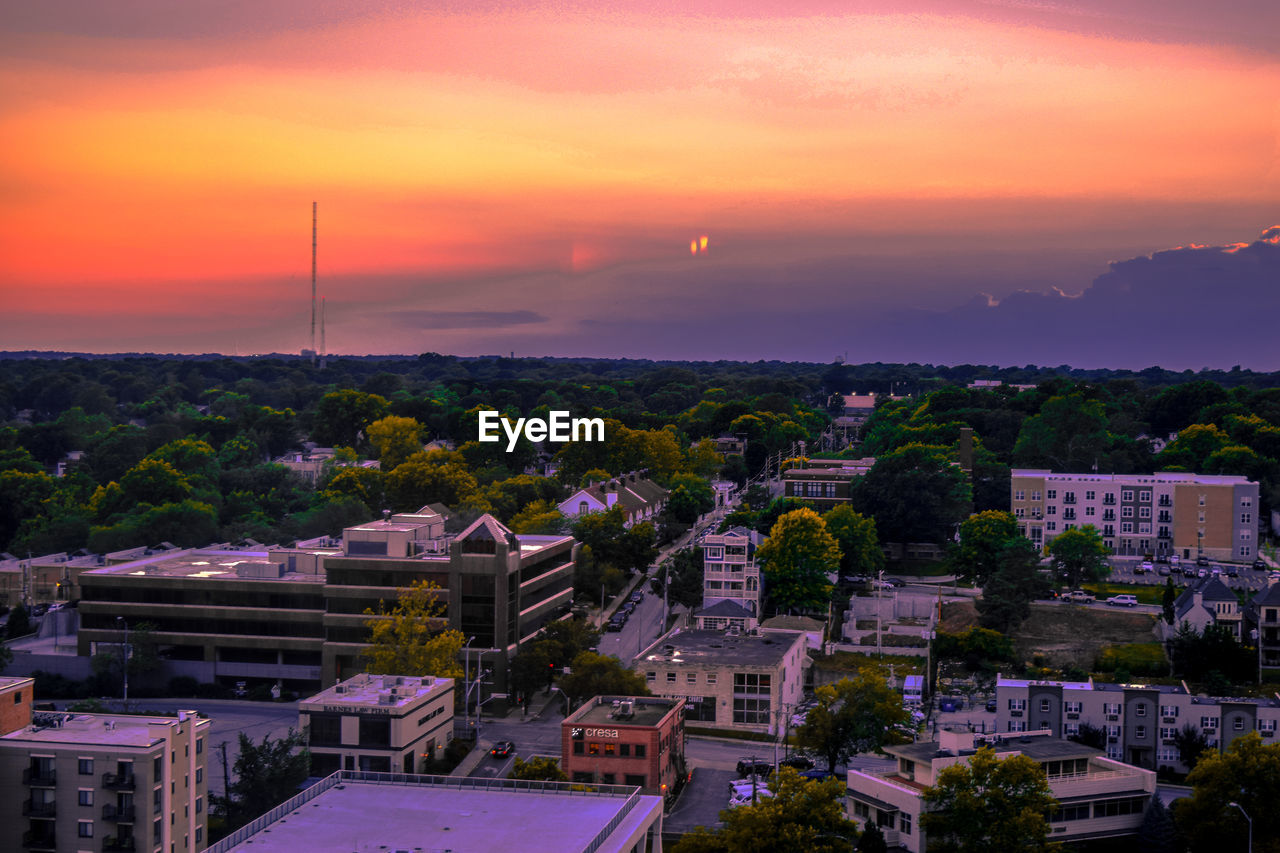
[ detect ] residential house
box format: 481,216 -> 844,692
557,472 -> 669,528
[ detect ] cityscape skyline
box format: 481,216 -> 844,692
1,1 -> 1277,368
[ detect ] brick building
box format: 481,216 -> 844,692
562,696 -> 685,801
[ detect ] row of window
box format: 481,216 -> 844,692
571,741 -> 648,758
647,671 -> 718,685
1018,489 -> 1254,511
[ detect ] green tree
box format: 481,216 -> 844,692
1069,722 -> 1107,751
1162,578 -> 1177,625
1013,392 -> 1112,471
1173,733 -> 1280,853
850,443 -> 971,544
508,499 -> 566,534
1136,795 -> 1178,853
1047,525 -> 1111,588
558,651 -> 650,710
976,538 -> 1050,634
366,415 -> 425,470
1172,723 -> 1212,772
5,603 -> 32,639
757,508 -> 839,614
950,510 -> 1020,586
794,671 -> 909,774
822,505 -> 884,578
509,756 -> 568,782
363,580 -> 465,678
921,747 -> 1057,853
224,729 -> 311,829
384,449 -> 479,511
655,547 -> 706,610
312,390 -> 390,449
669,769 -> 859,853
856,822 -> 888,853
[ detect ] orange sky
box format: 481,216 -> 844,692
0,1 -> 1277,358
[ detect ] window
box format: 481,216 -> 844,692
707,673 -> 717,685
1123,490 -> 1134,502
1122,507 -> 1134,518
588,743 -> 600,755
196,738 -> 203,754
686,673 -> 696,685
1241,530 -> 1252,541
1047,505 -> 1057,515
195,768 -> 202,784
79,758 -> 93,775
196,829 -> 203,845
1158,748 -> 1179,763
666,672 -> 676,683
646,671 -> 656,684
1085,491 -> 1096,501
1039,699 -> 1051,713
733,673 -> 772,725
620,743 -> 630,757
79,821 -> 93,838
1201,716 -> 1218,730
1160,705 -> 1179,718
1258,719 -> 1277,732
1085,507 -> 1095,516
1241,513 -> 1252,524
1031,491 -> 1041,501
573,742 -> 584,755
1160,727 -> 1177,740
1047,489 -> 1057,500
1065,701 -> 1082,714
1135,725 -> 1147,739
1014,490 -> 1025,501
1065,723 -> 1080,737
1139,491 -> 1151,503
1241,546 -> 1253,557
1104,703 -> 1121,716
1234,718 -> 1246,731
1135,704 -> 1147,717
1015,507 -> 1025,518
1103,509 -> 1115,521
1008,699 -> 1026,711
1139,507 -> 1151,519
605,743 -> 616,756
1064,491 -> 1076,503
900,813 -> 912,835
1047,522 -> 1056,532
1199,494 -> 1206,507
635,745 -> 646,758
79,789 -> 93,806
1008,721 -> 1027,732
1122,522 -> 1133,533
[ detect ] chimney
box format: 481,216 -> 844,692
606,492 -> 618,508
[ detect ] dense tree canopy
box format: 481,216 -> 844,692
921,747 -> 1057,853
757,508 -> 839,613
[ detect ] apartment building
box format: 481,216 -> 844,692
205,771 -> 664,853
846,728 -> 1156,852
995,675 -> 1280,774
0,687 -> 209,853
1011,469 -> 1259,561
562,696 -> 685,800
1247,580 -> 1280,673
78,509 -> 577,695
781,459 -> 873,510
299,673 -> 454,776
634,630 -> 807,735
695,527 -> 763,632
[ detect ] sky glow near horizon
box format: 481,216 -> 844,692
1,1 -> 1278,367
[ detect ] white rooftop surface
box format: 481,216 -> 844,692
83,550 -> 317,582
220,780 -> 659,853
1,712 -> 203,748
301,674 -> 451,710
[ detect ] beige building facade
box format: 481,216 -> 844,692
299,673 -> 454,776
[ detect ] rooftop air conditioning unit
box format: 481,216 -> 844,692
334,685 -> 345,694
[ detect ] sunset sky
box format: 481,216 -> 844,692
2,1 -> 1277,368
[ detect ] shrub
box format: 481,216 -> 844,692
168,676 -> 200,696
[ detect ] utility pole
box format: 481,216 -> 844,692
216,741 -> 231,804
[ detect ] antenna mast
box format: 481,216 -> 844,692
320,296 -> 327,369
310,202 -> 318,365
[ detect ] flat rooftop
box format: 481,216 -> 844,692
568,697 -> 681,728
301,674 -> 453,710
638,629 -> 802,668
81,550 -> 319,583
0,711 -> 203,748
891,734 -> 1098,764
212,774 -> 661,853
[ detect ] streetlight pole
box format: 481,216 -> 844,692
116,617 -> 128,703
1228,801 -> 1252,853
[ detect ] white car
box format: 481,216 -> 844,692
1106,594 -> 1139,607
1137,561 -> 1153,574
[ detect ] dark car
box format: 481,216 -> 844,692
620,601 -> 636,614
939,697 -> 961,712
736,758 -> 773,777
985,699 -> 998,713
1225,566 -> 1239,577
490,741 -> 515,758
630,590 -> 644,602
1196,555 -> 1211,567
606,617 -> 626,632
1254,559 -> 1269,571
780,755 -> 815,770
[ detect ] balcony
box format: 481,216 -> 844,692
103,804 -> 136,822
21,830 -> 56,851
103,837 -> 137,852
102,772 -> 135,790
22,800 -> 57,818
22,767 -> 56,786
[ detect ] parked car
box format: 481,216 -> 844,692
490,741 -> 515,758
630,590 -> 644,602
1253,558 -> 1268,570
1062,590 -> 1095,604
1157,566 -> 1171,576
736,758 -> 773,777
1225,566 -> 1239,577
605,617 -> 626,632
939,697 -> 961,712
1197,568 -> 1208,578
1196,555 -> 1211,567
985,699 -> 998,713
780,755 -> 815,770
1136,561 -> 1153,574
1106,594 -> 1139,607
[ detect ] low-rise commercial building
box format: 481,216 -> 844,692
205,771 -> 664,853
846,729 -> 1157,852
635,629 -> 808,734
0,690 -> 210,853
995,675 -> 1280,774
562,696 -> 685,800
299,673 -> 454,776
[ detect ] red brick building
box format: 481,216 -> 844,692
562,696 -> 685,801
0,677 -> 33,736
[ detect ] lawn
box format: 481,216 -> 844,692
1080,582 -> 1166,606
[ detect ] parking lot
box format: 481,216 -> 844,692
1105,556 -> 1274,593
